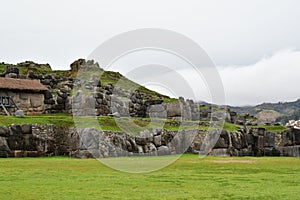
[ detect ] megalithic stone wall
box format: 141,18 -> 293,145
0,124 -> 300,158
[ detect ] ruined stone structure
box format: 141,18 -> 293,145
0,124 -> 299,158
0,78 -> 48,115
0,60 -> 218,121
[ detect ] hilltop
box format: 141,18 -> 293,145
229,99 -> 300,124
0,59 -> 170,102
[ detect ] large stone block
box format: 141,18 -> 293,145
78,128 -> 99,150
20,124 -> 32,134
293,129 -> 300,145
0,126 -> 10,137
257,136 -> 264,150
277,146 -> 300,157
10,124 -> 23,135
212,148 -> 229,156
7,134 -> 24,150
0,137 -> 11,157
214,137 -> 229,149
153,135 -> 162,147
264,132 -> 275,147
231,131 -> 243,149
157,146 -> 170,156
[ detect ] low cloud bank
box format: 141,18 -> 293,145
112,49 -> 300,106
218,50 -> 300,106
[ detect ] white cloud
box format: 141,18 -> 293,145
218,50 -> 300,106
110,49 -> 300,106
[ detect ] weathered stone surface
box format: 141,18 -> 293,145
10,124 -> 23,135
44,90 -> 53,99
153,135 -> 162,147
0,126 -> 10,137
212,148 -> 229,156
215,137 -> 229,149
157,146 -> 170,156
14,110 -> 25,117
2,123 -> 300,158
78,128 -> 99,150
257,136 -> 264,150
264,132 -> 275,147
166,103 -> 181,118
20,124 -> 31,134
137,145 -> 144,154
5,65 -> 19,74
215,130 -> 229,149
0,137 -> 11,157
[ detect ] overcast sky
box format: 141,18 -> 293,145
1,0 -> 300,106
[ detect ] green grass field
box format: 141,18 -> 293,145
1,155 -> 300,199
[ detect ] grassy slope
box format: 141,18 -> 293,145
230,99 -> 300,122
0,155 -> 300,199
250,124 -> 288,133
0,63 -> 169,100
0,114 -> 244,134
0,114 -> 287,134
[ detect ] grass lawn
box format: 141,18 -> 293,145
0,155 -> 300,199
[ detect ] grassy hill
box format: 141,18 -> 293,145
0,60 -> 289,132
230,99 -> 300,123
0,60 -> 170,101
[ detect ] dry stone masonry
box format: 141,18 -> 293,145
0,124 -> 299,158
2,59 -> 292,159
1,59 -> 258,125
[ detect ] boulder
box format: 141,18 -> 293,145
137,145 -> 144,154
148,143 -> 157,156
44,90 -> 53,100
5,65 -> 19,74
157,146 -> 170,156
44,98 -> 55,105
14,110 -> 25,117
153,135 -> 162,147
5,73 -> 18,78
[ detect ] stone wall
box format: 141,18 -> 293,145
0,124 -> 70,157
0,124 -> 299,158
1,60 -> 256,125
0,90 -> 44,115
